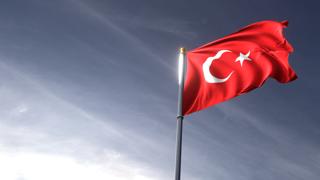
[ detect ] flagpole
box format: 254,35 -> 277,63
175,47 -> 186,180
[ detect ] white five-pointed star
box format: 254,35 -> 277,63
235,51 -> 252,67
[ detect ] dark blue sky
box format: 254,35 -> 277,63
0,0 -> 319,179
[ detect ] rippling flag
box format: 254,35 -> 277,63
182,20 -> 297,115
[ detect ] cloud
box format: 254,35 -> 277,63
0,148 -> 157,180
0,60 -> 170,179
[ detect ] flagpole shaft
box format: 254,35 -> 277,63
175,47 -> 186,180
175,115 -> 183,180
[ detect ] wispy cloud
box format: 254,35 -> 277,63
71,0 -> 174,71
108,14 -> 198,39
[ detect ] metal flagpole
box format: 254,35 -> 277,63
175,47 -> 187,180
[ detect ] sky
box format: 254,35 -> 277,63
0,0 -> 319,179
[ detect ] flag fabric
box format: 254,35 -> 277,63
182,20 -> 297,115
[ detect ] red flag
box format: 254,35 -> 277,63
182,20 -> 297,115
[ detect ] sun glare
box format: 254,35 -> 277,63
0,151 -> 154,180
178,52 -> 185,85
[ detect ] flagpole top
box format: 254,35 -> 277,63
180,47 -> 186,54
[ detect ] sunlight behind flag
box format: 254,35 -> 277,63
178,48 -> 186,85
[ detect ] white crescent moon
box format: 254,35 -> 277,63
202,50 -> 234,83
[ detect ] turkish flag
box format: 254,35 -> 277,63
182,20 -> 297,115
